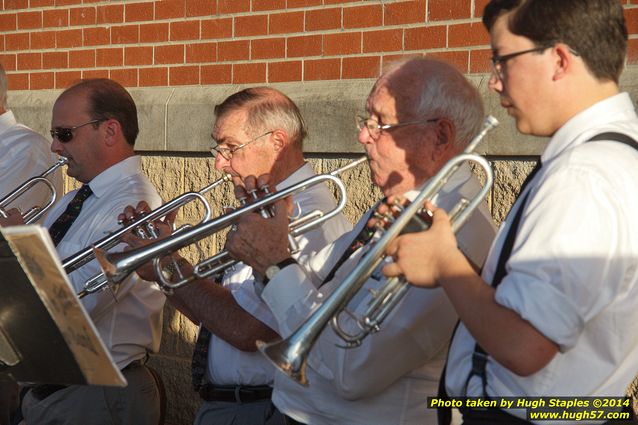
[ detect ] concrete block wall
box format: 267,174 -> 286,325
2,0 -> 638,423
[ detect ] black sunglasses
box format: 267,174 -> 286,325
50,119 -> 105,143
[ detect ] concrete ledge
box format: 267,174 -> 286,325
8,66 -> 638,156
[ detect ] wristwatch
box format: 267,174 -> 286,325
263,257 -> 298,285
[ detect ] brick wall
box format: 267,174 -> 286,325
0,0 -> 636,91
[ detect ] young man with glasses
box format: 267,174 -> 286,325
225,58 -> 497,424
120,86 -> 351,425
384,1 -> 638,424
11,78 -> 166,425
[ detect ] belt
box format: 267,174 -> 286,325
198,384 -> 272,403
30,358 -> 146,401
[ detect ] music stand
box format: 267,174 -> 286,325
0,225 -> 124,387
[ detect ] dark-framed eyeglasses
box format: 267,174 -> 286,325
356,116 -> 439,140
490,46 -> 549,81
50,119 -> 106,143
210,131 -> 274,161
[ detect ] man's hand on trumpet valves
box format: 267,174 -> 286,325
381,201 -> 466,288
226,174 -> 293,277
0,208 -> 25,227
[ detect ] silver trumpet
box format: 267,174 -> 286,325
256,116 -> 499,386
70,174 -> 232,298
93,156 -> 368,293
0,156 -> 68,224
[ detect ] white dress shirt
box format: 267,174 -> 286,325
43,156 -> 165,369
206,162 -> 352,386
261,163 -> 496,425
0,110 -> 63,222
446,93 -> 638,423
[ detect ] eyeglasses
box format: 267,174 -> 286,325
356,116 -> 439,140
490,46 -> 549,81
50,119 -> 105,143
210,131 -> 273,161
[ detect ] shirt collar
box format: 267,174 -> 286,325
275,162 -> 314,191
86,155 -> 142,198
0,110 -> 18,136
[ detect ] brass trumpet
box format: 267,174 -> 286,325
0,156 -> 67,224
93,156 -> 368,293
67,174 -> 232,298
256,116 -> 499,386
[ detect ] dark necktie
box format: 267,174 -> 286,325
191,326 -> 211,391
48,184 -> 93,247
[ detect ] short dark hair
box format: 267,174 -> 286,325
214,87 -> 307,148
63,78 -> 139,146
483,0 -> 627,83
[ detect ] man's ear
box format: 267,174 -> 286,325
552,43 -> 574,81
103,119 -> 121,147
270,129 -> 287,153
432,118 -> 455,159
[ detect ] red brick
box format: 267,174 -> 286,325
56,70 -> 82,89
268,60 -> 301,83
5,0 -> 28,9
469,48 -> 491,73
363,29 -> 403,53
82,69 -> 109,79
0,54 -> 17,71
169,65 -> 199,85
109,68 -> 138,87
31,0 -> 54,6
404,25 -> 446,50
304,58 -> 340,81
186,42 -> 216,63
342,55 -> 380,79
170,21 -> 199,41
251,37 -> 285,59
252,0 -> 285,11
426,50 -> 468,73
83,27 -> 110,46
305,8 -> 341,31
7,73 -> 29,90
139,67 -> 168,86
233,62 -> 266,84
201,64 -> 232,84
381,52 -> 424,70
70,7 -> 96,26
218,0 -> 249,14
17,11 -> 42,30
218,40 -> 249,61
56,29 -> 82,48
474,0 -> 490,18
96,47 -> 123,67
111,25 -> 139,44
43,51 -> 68,68
155,0 -> 185,19
269,12 -> 303,34
235,14 -> 268,37
384,0 -> 425,25
31,31 -> 57,49
17,53 -> 41,70
0,14 -> 17,32
0,35 -> 4,52
43,9 -> 68,28
6,33 -> 29,51
140,23 -> 168,43
287,35 -> 322,57
625,9 -> 638,34
628,38 -> 638,65
448,23 -> 489,48
324,0 -> 356,4
344,5 -> 381,29
155,44 -> 184,64
125,2 -> 154,22
31,72 -> 55,89
324,32 -> 361,55
56,0 -> 82,6
69,49 -> 95,68
287,0 -> 321,8
201,18 -> 232,39
429,0 -> 471,21
186,0 -> 216,17
125,46 -> 153,65
97,5 -> 124,24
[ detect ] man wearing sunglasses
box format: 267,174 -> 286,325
0,63 -> 62,225
383,1 -> 638,424
119,86 -> 351,425
225,58 -> 497,424
12,78 -> 166,425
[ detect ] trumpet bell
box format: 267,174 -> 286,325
256,338 -> 309,386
